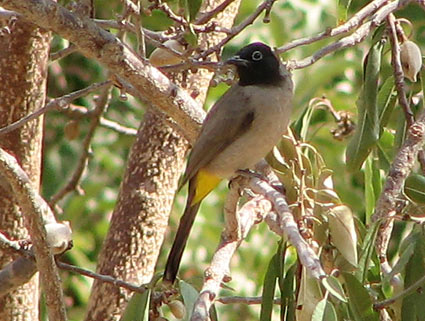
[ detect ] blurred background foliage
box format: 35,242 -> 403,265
43,0 -> 425,320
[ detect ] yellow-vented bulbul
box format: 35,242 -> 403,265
164,42 -> 294,284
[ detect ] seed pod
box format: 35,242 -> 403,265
149,40 -> 185,67
400,40 -> 422,82
64,120 -> 80,140
167,300 -> 186,319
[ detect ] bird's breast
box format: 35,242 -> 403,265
206,83 -> 293,178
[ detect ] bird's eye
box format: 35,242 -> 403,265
251,51 -> 263,61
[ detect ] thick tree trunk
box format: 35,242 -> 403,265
0,18 -> 50,321
85,1 -> 241,320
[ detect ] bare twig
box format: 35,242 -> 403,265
217,295 -> 281,305
49,85 -> 113,206
153,1 -> 188,26
276,0 -> 388,54
286,0 -> 413,69
372,111 -> 425,275
0,81 -> 112,136
159,60 -> 220,73
199,0 -> 277,59
374,272 -> 425,309
50,44 -> 77,61
93,19 -> 168,42
0,148 -> 66,321
195,0 -> 235,25
387,13 -> 414,126
0,230 -> 147,296
62,103 -> 137,136
56,261 -> 148,294
371,14 -> 418,276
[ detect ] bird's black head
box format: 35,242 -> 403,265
226,42 -> 282,86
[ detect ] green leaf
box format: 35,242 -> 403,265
343,273 -> 379,321
281,263 -> 297,321
260,252 -> 280,321
179,280 -> 199,321
385,241 -> 415,283
328,205 -> 358,266
120,290 -> 150,321
364,155 -> 383,223
210,304 -> 219,321
183,24 -> 198,47
346,41 -> 384,171
188,0 -> 202,21
321,276 -> 347,302
402,230 -> 425,321
336,0 -> 352,23
312,298 -> 338,321
364,157 -> 375,221
356,220 -> 380,283
377,76 -> 396,128
404,174 -> 425,204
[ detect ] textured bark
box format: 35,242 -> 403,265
0,0 -> 205,142
0,18 -> 50,321
85,1 -> 241,320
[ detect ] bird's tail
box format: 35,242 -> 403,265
163,178 -> 201,284
163,170 -> 221,284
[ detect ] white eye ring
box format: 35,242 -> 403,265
252,50 -> 263,61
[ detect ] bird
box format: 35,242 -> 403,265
163,42 -> 294,284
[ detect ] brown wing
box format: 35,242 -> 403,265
180,84 -> 255,186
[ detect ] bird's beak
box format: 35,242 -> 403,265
225,55 -> 249,67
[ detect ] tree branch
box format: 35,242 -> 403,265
49,85 -> 113,206
372,111 -> 425,275
0,80 -> 112,136
286,0 -> 413,69
191,189 -> 270,321
387,14 -> 414,125
276,0 -> 388,54
0,148 -> 67,321
0,0 -> 205,143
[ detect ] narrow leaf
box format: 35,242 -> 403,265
321,276 -> 347,302
343,273 -> 379,321
281,263 -> 297,321
346,41 -> 384,171
328,205 -> 358,266
260,253 -> 280,321
120,290 -> 150,321
312,298 -> 338,321
356,220 -> 380,283
188,0 -> 202,21
180,280 -> 199,321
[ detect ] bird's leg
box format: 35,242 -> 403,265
235,168 -> 264,180
237,168 -> 286,194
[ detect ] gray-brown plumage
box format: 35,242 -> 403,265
164,42 -> 294,284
